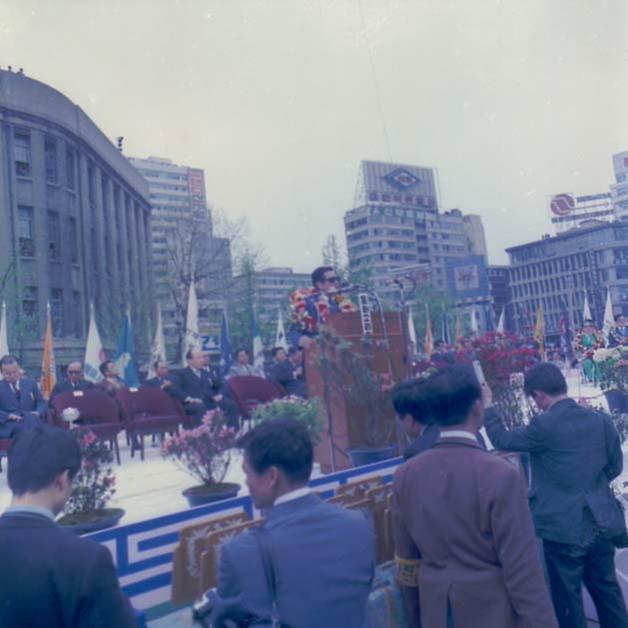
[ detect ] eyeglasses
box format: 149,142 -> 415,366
67,370 -> 81,375
323,276 -> 340,283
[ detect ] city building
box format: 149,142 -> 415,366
611,151 -> 628,220
548,192 -> 615,234
0,68 -> 153,370
487,265 -> 513,330
344,160 -> 489,326
506,221 -> 628,341
128,156 -> 232,360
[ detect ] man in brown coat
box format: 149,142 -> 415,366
393,366 -> 557,628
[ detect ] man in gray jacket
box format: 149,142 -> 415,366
209,418 -> 375,627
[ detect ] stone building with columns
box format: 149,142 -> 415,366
0,68 -> 153,371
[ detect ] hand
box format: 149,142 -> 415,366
295,366 -> 303,377
162,380 -> 171,389
8,414 -> 22,422
298,336 -> 312,349
481,383 -> 493,408
212,394 -> 223,402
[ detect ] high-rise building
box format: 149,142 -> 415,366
0,68 -> 153,370
506,221 -> 628,340
344,161 -> 487,304
129,156 -> 232,359
611,151 -> 628,221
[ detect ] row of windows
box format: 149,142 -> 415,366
367,192 -> 436,208
510,253 -> 591,281
21,286 -> 82,338
17,206 -> 79,263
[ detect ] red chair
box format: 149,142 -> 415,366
49,389 -> 125,464
226,376 -> 286,420
116,387 -> 187,461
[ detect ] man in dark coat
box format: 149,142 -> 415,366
0,424 -> 135,627
484,362 -> 628,628
50,362 -> 94,400
0,354 -> 45,437
144,360 -> 186,399
266,347 -> 307,397
393,366 -> 557,628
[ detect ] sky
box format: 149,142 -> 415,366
1,0 -> 627,271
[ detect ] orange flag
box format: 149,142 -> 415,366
41,303 -> 57,399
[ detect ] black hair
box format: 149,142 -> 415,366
99,360 -> 113,376
391,379 -> 432,425
239,418 -> 313,484
615,314 -> 624,322
8,425 -> 81,495
523,362 -> 567,397
426,366 -> 481,427
0,355 -> 19,368
271,347 -> 286,358
153,360 -> 166,370
288,347 -> 301,356
311,266 -> 333,287
235,347 -> 249,357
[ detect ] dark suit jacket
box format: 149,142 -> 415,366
484,399 -> 625,544
171,367 -> 217,408
210,493 -> 374,628
0,377 -> 46,423
0,511 -> 135,628
403,424 -> 486,460
393,437 -> 557,628
50,379 -> 94,400
144,376 -> 186,402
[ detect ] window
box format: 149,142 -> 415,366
22,287 -> 39,336
69,217 -> 79,263
72,291 -> 82,337
50,289 -> 63,335
18,206 -> 35,257
48,211 -> 61,260
66,147 -> 75,189
45,137 -> 58,183
14,131 -> 31,177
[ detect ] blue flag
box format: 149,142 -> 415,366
114,310 -> 139,387
220,311 -> 232,375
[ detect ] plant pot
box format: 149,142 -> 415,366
182,482 -> 241,507
57,508 -> 126,535
346,445 -> 398,467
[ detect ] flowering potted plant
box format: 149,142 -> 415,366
57,430 -> 124,535
250,396 -> 324,444
594,347 -> 628,392
162,410 -> 241,507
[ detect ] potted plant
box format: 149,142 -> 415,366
250,396 -> 325,444
162,410 -> 241,507
57,430 -> 124,535
317,328 -> 397,467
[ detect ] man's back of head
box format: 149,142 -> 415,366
426,366 -> 482,428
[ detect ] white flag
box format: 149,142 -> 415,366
603,289 -> 614,341
148,304 -> 167,378
274,308 -> 288,350
496,309 -> 505,334
182,278 -> 201,364
407,307 -> 417,346
0,301 -> 9,358
84,303 -> 105,383
252,314 -> 264,372
470,307 -> 479,334
583,293 -> 593,322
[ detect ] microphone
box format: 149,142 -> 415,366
339,282 -> 367,293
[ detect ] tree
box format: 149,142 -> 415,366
321,234 -> 348,283
412,285 -> 454,345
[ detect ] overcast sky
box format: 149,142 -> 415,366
1,0 -> 627,271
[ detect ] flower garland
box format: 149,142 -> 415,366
290,287 -> 355,334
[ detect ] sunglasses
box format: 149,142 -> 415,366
323,276 -> 340,283
67,370 -> 82,374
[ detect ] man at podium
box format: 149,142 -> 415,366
287,266 -> 355,349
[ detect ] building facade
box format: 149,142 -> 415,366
611,151 -> 628,221
0,69 -> 153,370
344,160 -> 488,309
128,156 -> 232,360
506,221 -> 628,340
487,265 -> 512,330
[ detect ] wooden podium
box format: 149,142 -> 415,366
305,311 -> 407,473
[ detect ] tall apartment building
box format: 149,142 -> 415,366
344,161 -> 487,303
0,69 -> 153,371
506,221 -> 628,340
611,150 -> 628,220
129,156 -> 232,358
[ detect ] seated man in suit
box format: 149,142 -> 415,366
266,347 -> 308,398
484,362 -> 628,628
227,348 -> 265,379
0,354 -> 46,438
209,418 -> 374,628
0,424 -> 135,627
172,349 -> 239,428
50,362 -> 94,400
96,360 -> 127,397
393,366 -> 557,628
144,360 -> 185,397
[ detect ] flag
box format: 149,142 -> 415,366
114,309 -> 139,387
84,303 -> 105,383
0,301 -> 8,358
583,292 -> 593,322
470,306 -> 479,334
496,308 -> 505,334
534,303 -> 545,359
485,305 -> 495,332
40,303 -> 57,399
441,306 -> 451,345
407,307 -> 417,346
424,303 -> 434,359
183,277 -> 201,364
148,304 -> 166,378
603,289 -> 614,342
275,307 -> 288,350
455,310 -> 462,346
559,298 -> 574,361
252,312 -> 264,371
220,310 -> 232,375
